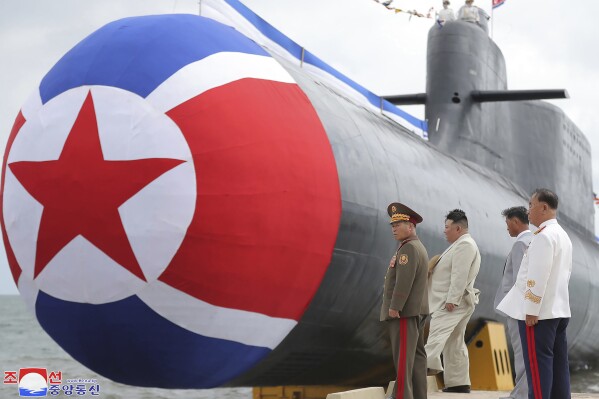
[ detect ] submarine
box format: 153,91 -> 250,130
0,0 -> 597,389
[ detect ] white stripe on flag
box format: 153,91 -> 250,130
21,89 -> 43,121
137,280 -> 297,349
145,52 -> 296,113
200,0 -> 427,138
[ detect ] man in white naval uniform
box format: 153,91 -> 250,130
497,189 -> 572,399
425,209 -> 481,394
437,0 -> 456,25
457,0 -> 480,24
494,206 -> 532,399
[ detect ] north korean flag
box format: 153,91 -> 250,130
492,0 -> 506,9
0,14 -> 341,388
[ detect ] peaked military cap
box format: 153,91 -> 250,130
387,202 -> 423,225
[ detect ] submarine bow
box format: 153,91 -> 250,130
0,13 -> 342,388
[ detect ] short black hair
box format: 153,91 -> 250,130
502,206 -> 529,224
446,209 -> 468,228
532,188 -> 559,210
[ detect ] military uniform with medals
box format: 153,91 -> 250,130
497,219 -> 573,398
380,203 -> 430,399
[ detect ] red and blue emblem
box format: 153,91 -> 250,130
18,368 -> 48,397
0,14 -> 341,388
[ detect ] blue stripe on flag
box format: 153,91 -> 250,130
39,14 -> 268,104
35,290 -> 270,388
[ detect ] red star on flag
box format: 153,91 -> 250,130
9,91 -> 185,281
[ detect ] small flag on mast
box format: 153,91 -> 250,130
492,0 -> 506,8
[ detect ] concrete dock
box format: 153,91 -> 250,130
428,392 -> 598,399
323,387 -> 599,399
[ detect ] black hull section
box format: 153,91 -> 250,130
230,27 -> 599,384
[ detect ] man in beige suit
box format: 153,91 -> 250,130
425,209 -> 481,393
381,202 -> 430,399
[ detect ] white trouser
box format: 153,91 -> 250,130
425,304 -> 474,387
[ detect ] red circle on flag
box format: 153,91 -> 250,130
160,77 -> 342,320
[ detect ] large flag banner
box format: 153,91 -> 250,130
492,0 -> 506,8
1,14 -> 341,389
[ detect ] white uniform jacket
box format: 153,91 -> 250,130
428,233 -> 481,313
437,8 -> 456,23
497,219 -> 572,320
457,5 -> 480,23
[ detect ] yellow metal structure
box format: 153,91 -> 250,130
467,321 -> 515,391
253,386 -> 358,399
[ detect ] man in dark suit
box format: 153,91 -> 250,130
494,206 -> 532,399
381,202 -> 429,399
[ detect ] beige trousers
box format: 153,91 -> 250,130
425,304 -> 474,387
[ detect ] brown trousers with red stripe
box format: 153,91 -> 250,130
388,315 -> 427,399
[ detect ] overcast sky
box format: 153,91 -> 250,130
0,0 -> 597,294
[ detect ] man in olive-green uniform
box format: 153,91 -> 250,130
381,202 -> 429,399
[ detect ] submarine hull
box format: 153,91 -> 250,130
228,46 -> 599,385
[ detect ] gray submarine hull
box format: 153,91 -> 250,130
230,20 -> 599,386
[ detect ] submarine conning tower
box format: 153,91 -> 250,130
423,20 -> 595,234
